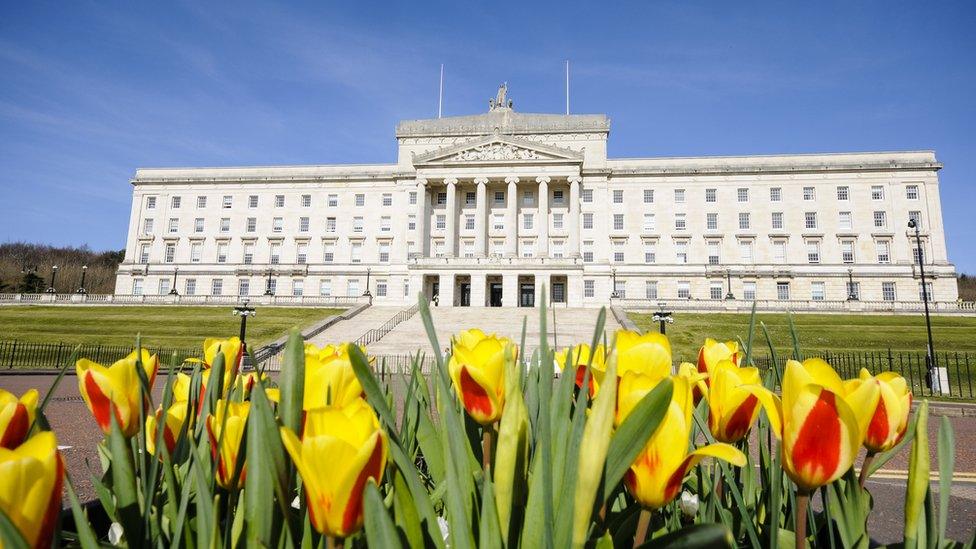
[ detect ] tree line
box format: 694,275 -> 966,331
0,242 -> 123,294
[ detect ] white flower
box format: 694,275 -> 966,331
679,490 -> 699,518
108,522 -> 123,545
438,516 -> 450,545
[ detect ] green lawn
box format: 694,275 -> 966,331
0,306 -> 343,350
627,311 -> 976,363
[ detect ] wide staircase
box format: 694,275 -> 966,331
304,306 -> 405,348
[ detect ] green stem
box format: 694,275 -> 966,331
634,509 -> 652,547
859,451 -> 877,489
482,427 -> 493,471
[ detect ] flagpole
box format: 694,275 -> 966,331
438,64 -> 444,118
565,60 -> 570,115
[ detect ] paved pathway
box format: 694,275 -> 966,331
304,306 -> 404,347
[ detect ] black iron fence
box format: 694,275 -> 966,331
749,349 -> 975,400
355,304 -> 420,347
0,340 -> 201,370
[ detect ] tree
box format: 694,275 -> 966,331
18,272 -> 45,293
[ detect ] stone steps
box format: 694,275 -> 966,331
304,306 -> 405,347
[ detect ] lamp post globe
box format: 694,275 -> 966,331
46,265 -> 58,293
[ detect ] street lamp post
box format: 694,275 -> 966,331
724,269 -> 735,300
363,267 -> 372,297
909,219 -> 936,391
77,265 -> 88,294
46,265 -> 58,293
652,310 -> 674,335
264,268 -> 275,296
610,268 -> 618,299
233,299 -> 256,354
846,268 -> 858,301
169,267 -> 180,295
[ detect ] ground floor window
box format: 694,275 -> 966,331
847,282 -> 860,300
211,279 -> 223,296
159,279 -> 170,295
677,281 -> 691,299
776,282 -> 790,300
811,281 -> 825,301
614,280 -> 626,299
348,279 -> 360,296
743,281 -> 756,301
709,282 -> 723,300
583,279 -> 595,298
292,279 -> 304,296
645,281 -> 657,300
237,279 -> 248,296
882,282 -> 896,301
319,279 -> 332,296
132,279 -> 143,295
185,278 -> 196,295
377,281 -> 388,297
919,282 -> 933,301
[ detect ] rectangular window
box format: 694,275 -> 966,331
804,212 -> 818,229
645,280 -> 658,300
216,243 -> 227,263
323,243 -> 335,263
706,213 -> 718,231
803,186 -> 815,200
407,215 -> 416,231
355,194 -> 365,207
582,189 -> 593,203
409,191 -> 417,205
222,195 -> 232,209
583,249 -> 594,263
168,218 -> 178,233
677,281 -> 691,299
806,241 -> 820,264
376,281 -> 388,297
837,186 -> 849,201
613,214 -> 624,231
492,214 -> 504,230
351,243 -> 363,263
738,212 -> 750,230
211,279 -> 223,296
299,217 -> 310,232
552,241 -> 564,258
246,218 -> 256,232
674,189 -> 685,203
710,282 -> 723,300
908,210 -> 922,229
353,217 -> 364,232
743,281 -> 756,300
583,213 -> 594,230
705,188 -> 716,203
882,282 -> 896,302
270,243 -> 281,264
266,278 -> 276,296
319,279 -> 332,296
739,240 -> 754,263
249,195 -> 259,208
675,241 -> 688,264
220,218 -> 230,233
737,188 -> 749,202
435,215 -> 445,230
190,243 -> 202,263
841,240 -> 855,263
462,241 -> 474,258
873,211 -> 887,229
777,282 -> 790,300
347,279 -> 360,297
919,281 -> 933,301
876,241 -> 890,264
772,212 -> 784,230
292,279 -> 305,296
811,282 -> 826,301
464,215 -> 475,230
463,191 -> 475,207
171,196 -> 181,209
773,241 -> 787,263
906,184 -> 919,200
185,278 -> 196,296
644,189 -> 654,203
613,242 -> 624,263
643,213 -> 657,232
237,279 -> 248,297
644,242 -> 656,263
674,213 -> 686,231
770,187 -> 781,202
132,279 -> 144,295
553,213 -> 564,230
243,244 -> 254,265
871,185 -> 884,200
194,218 -> 204,233
274,195 -> 285,208
383,193 -> 393,207
164,243 -> 175,263
326,217 -> 336,232
838,211 -> 852,230
296,243 -> 308,264
523,190 -> 535,206
523,213 -> 534,230
302,194 -> 312,207
381,216 -> 392,232
146,196 -> 156,209
583,279 -> 595,298
159,279 -> 170,295
196,196 -> 207,208
494,191 -> 505,205
328,194 -> 338,207
522,241 -> 535,258
707,241 -> 720,265
913,245 -> 924,265
272,217 -> 283,233
379,243 -> 390,263
139,244 -> 150,263
553,190 -> 564,204
613,189 -> 624,204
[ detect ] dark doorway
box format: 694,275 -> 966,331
459,282 -> 471,306
489,283 -> 503,307
519,283 -> 535,307
551,281 -> 566,304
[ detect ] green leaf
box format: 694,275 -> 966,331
0,506 -> 29,549
65,476 -> 100,549
245,376 -> 290,545
279,328 -> 306,435
392,469 -> 423,549
602,378 -> 673,502
107,409 -> 143,544
363,481 -> 404,548
904,400 -> 930,548
350,344 -> 399,435
637,523 -> 734,548
478,474 -> 503,549
937,415 -> 954,546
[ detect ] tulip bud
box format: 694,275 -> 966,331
704,360 -> 780,444
202,337 -> 244,373
448,329 -> 515,425
146,399 -> 189,456
0,389 -> 38,449
555,344 -> 607,397
0,431 -> 64,548
615,330 -> 672,378
206,400 -> 250,490
303,343 -> 366,409
77,349 -> 159,437
280,400 -> 387,537
845,369 -> 912,453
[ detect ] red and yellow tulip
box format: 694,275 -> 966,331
0,389 -> 38,449
697,339 -> 742,376
304,343 -> 366,409
845,369 -> 912,453
76,349 -> 159,437
146,399 -> 190,456
280,399 -> 388,537
615,330 -> 672,379
0,431 -> 64,548
187,337 -> 244,373
555,344 -> 607,396
703,360 -> 780,444
206,400 -> 250,489
777,358 -> 880,491
618,372 -> 745,509
448,329 -> 516,425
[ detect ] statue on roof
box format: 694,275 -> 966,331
489,82 -> 513,111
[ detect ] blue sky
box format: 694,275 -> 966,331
2,1 -> 974,272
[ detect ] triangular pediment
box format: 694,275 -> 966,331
413,134 -> 583,165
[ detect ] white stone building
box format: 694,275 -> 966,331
115,86 -> 957,308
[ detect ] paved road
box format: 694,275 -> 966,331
2,373 -> 974,544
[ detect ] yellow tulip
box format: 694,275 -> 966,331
280,400 -> 388,537
0,389 -> 38,450
202,337 -> 244,372
703,360 -> 780,444
555,344 -> 607,396
304,343 -> 366,409
146,399 -> 189,456
619,373 -> 745,509
0,431 -> 64,548
76,349 -> 159,437
615,330 -> 672,378
697,338 -> 742,375
206,400 -> 250,490
845,369 -> 912,453
777,358 -> 879,491
448,329 -> 515,425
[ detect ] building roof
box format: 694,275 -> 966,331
396,110 -> 610,138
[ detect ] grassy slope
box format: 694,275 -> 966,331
628,311 -> 976,363
0,306 -> 343,349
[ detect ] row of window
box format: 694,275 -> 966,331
604,209 -> 921,233
131,276 -> 396,298
146,192 -> 395,211
591,279 -> 931,302
611,184 -> 921,205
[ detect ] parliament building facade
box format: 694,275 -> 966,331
115,88 -> 957,308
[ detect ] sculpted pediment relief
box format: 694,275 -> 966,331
413,134 -> 582,165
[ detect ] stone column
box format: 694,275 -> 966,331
416,179 -> 428,257
568,176 -> 582,258
444,177 -> 458,257
474,177 -> 488,257
536,176 -> 550,256
505,176 -> 519,257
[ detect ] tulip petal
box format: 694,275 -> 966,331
740,384 -> 783,439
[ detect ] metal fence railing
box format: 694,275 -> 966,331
0,293 -> 368,307
750,349 -> 975,400
355,304 -> 420,347
0,340 -> 201,370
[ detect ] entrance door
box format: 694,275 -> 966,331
431,281 -> 439,304
519,283 -> 535,307
489,283 -> 503,307
459,283 -> 471,306
551,282 -> 566,304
